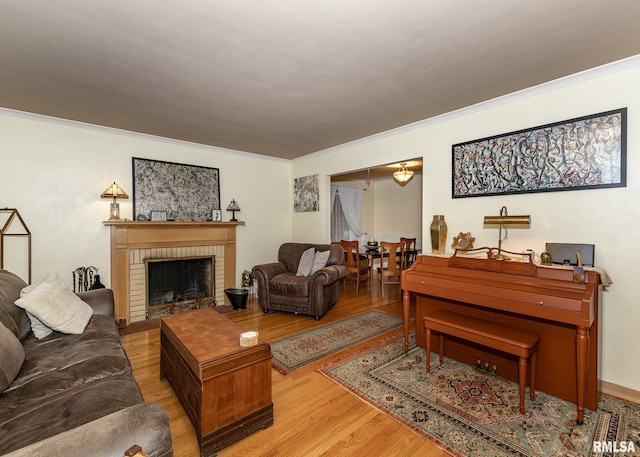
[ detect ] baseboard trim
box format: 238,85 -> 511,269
600,379 -> 640,404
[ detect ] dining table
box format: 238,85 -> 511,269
358,247 -> 420,294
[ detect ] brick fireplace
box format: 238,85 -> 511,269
103,221 -> 244,323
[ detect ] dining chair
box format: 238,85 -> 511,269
400,237 -> 417,270
377,241 -> 404,298
340,240 -> 371,294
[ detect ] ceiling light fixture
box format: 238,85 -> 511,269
393,163 -> 414,185
366,168 -> 371,187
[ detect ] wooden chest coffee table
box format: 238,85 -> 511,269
160,308 -> 273,456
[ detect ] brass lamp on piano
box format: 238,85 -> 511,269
483,206 -> 530,259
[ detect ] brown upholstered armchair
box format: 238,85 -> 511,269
252,243 -> 346,320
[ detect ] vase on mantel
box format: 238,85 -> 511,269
430,215 -> 447,254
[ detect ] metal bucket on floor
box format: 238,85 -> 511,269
224,288 -> 249,309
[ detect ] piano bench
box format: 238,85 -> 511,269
423,309 -> 540,414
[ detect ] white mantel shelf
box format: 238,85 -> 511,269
103,220 -> 244,322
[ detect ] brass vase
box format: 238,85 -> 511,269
430,215 -> 447,254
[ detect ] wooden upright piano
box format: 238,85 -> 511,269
402,254 -> 603,424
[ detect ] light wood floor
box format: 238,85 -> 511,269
120,282 -> 448,457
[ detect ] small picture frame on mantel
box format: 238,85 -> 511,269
211,209 -> 222,222
150,210 -> 167,221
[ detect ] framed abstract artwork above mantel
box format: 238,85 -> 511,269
132,157 -> 221,221
452,108 -> 627,198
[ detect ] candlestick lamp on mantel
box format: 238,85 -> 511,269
226,199 -> 241,222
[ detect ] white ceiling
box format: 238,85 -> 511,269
1,1 -> 640,160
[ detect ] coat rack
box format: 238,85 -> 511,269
0,208 -> 32,283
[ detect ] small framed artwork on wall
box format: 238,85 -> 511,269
294,174 -> 320,212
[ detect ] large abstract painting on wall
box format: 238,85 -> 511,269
294,174 -> 319,212
132,157 -> 220,221
452,108 -> 627,198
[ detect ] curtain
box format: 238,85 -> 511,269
331,186 -> 339,211
331,185 -> 365,244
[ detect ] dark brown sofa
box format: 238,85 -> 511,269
0,269 -> 173,457
252,243 -> 346,320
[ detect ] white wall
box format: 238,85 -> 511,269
372,175 -> 422,246
0,111 -> 293,289
293,129 -> 428,243
292,59 -> 640,392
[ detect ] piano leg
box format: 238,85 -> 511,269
530,351 -> 537,401
425,328 -> 432,372
518,357 -> 527,414
576,326 -> 590,425
402,289 -> 411,353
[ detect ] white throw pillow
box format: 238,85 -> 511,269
15,273 -> 93,338
20,279 -> 53,338
296,247 -> 316,276
310,250 -> 331,275
26,311 -> 53,339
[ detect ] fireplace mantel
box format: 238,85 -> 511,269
103,220 -> 244,323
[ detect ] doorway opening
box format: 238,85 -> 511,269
330,159 -> 423,249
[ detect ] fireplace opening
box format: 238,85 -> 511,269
145,256 -> 216,319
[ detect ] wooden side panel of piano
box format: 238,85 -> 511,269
403,255 -> 602,411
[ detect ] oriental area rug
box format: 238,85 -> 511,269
270,310 -> 403,374
319,334 -> 640,457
